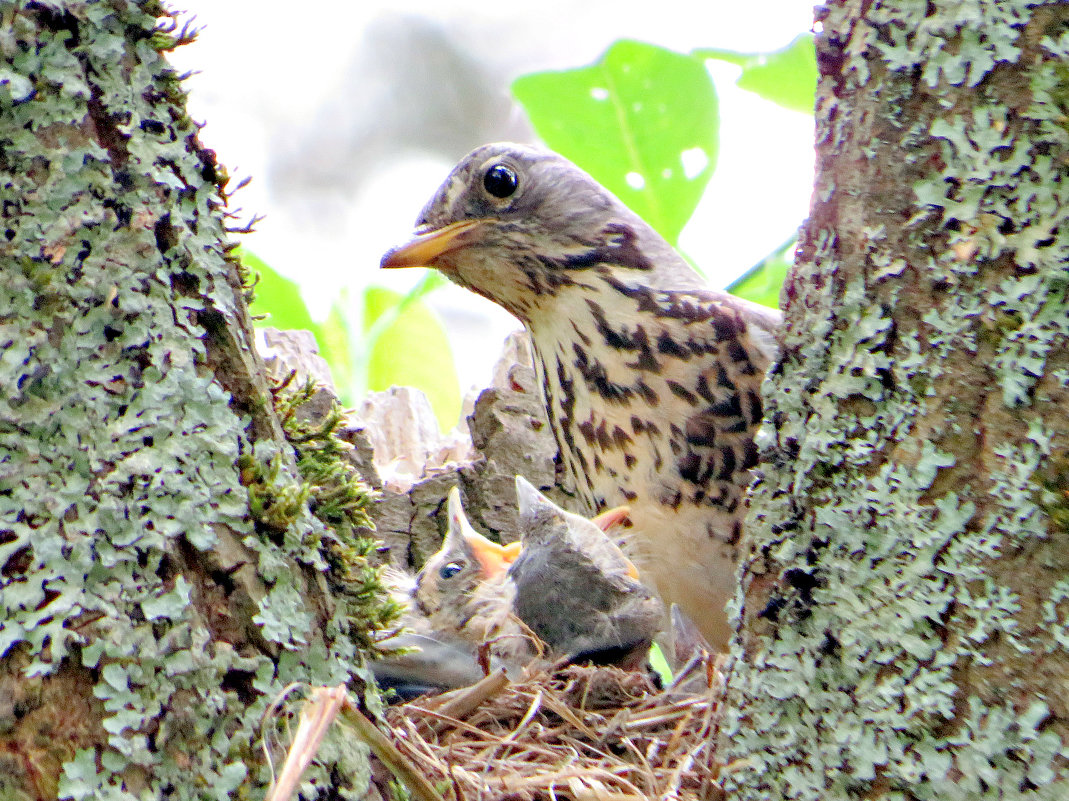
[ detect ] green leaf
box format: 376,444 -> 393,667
648,643 -> 673,686
727,236 -> 793,309
317,297 -> 356,405
316,301 -> 354,402
363,284 -> 461,432
241,249 -> 358,403
513,40 -> 719,245
696,34 -> 816,114
241,248 -> 316,332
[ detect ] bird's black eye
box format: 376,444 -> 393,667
483,164 -> 518,199
439,561 -> 464,579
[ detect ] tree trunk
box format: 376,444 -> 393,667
0,4 -> 388,798
722,1 -> 1069,798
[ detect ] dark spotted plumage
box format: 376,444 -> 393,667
382,143 -> 781,649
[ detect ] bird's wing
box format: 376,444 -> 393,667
371,632 -> 508,698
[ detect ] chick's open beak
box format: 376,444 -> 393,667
591,505 -> 631,533
380,219 -> 484,269
463,530 -> 513,580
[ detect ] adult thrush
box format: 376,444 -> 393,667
382,143 -> 781,649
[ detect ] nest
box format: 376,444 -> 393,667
370,659 -> 726,801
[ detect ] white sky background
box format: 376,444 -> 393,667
169,1 -> 816,407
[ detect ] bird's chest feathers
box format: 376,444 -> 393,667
528,283 -> 713,508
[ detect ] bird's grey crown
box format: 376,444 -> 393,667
416,143 -> 615,233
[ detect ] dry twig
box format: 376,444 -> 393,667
379,662 -> 726,801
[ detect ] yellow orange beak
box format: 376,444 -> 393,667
380,219 -> 484,269
501,541 -> 522,563
464,529 -> 515,580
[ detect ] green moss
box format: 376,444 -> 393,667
240,449 -> 313,535
270,373 -> 402,650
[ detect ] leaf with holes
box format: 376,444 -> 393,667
513,40 -> 718,246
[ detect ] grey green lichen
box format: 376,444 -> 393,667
0,3 -> 385,798
722,1 -> 1069,799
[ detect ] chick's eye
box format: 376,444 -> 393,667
439,561 -> 464,579
483,164 -> 518,199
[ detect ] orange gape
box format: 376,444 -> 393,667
459,518 -> 518,580
589,506 -> 639,580
466,501 -> 639,580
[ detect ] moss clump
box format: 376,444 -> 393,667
270,372 -> 403,650
239,450 -> 313,535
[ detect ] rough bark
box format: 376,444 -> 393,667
258,326 -> 582,574
722,2 -> 1069,799
345,330 -> 582,572
7,1 -> 1069,799
0,4 -> 386,798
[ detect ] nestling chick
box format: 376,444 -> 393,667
509,476 -> 664,669
373,488 -> 529,698
408,486 -> 519,638
389,486 -> 534,663
374,482 -> 661,695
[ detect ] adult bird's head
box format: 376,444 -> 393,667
380,143 -> 702,321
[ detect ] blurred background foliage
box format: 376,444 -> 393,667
247,35 -> 815,429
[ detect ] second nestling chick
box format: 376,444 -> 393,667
509,476 -> 664,670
